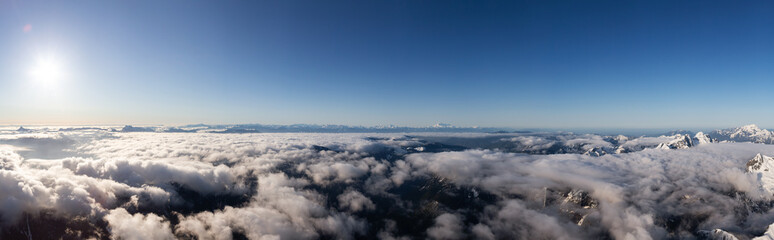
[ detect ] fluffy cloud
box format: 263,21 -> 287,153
337,189 -> 376,212
398,143 -> 774,239
1,129 -> 774,239
427,213 -> 465,240
104,208 -> 175,240
176,173 -> 366,240
0,150 -> 171,226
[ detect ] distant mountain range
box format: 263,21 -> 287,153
95,123 -> 511,133
10,124 -> 774,143
712,124 -> 774,144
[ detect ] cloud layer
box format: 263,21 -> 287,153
1,128 -> 774,239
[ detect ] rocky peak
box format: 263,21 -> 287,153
746,153 -> 774,195
656,134 -> 694,150
747,153 -> 772,172
693,132 -> 713,145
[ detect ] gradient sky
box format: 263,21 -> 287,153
1,1 -> 773,128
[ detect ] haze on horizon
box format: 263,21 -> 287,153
1,1 -> 773,129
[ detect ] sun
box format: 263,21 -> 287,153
29,56 -> 66,86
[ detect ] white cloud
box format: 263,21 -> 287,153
176,173 -> 366,240
398,143 -> 774,238
1,129 -> 774,239
427,213 -> 465,240
104,208 -> 174,240
338,189 -> 375,212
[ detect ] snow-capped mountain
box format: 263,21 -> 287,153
616,134 -> 697,153
713,124 -> 774,144
747,153 -> 774,195
495,132 -> 718,157
655,134 -> 694,150
694,132 -> 713,145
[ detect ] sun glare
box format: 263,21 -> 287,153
29,56 -> 66,86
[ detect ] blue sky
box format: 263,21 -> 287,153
1,1 -> 773,128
